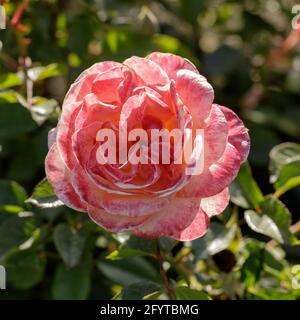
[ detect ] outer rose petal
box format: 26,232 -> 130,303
56,102 -> 81,169
176,209 -> 210,241
200,188 -> 230,217
75,93 -> 119,129
179,105 -> 249,198
100,196 -> 170,217
92,66 -> 132,104
178,143 -> 242,198
124,56 -> 169,87
88,206 -> 151,232
48,128 -> 57,149
147,52 -> 199,80
72,121 -> 102,166
131,198 -> 208,240
64,61 -> 122,108
204,104 -> 228,164
45,144 -> 87,212
218,105 -> 250,162
174,69 -> 214,127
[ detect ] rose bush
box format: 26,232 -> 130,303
45,52 -> 250,241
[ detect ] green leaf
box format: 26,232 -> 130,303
0,91 -> 19,103
53,224 -> 87,267
52,252 -> 92,300
0,103 -> 37,138
122,282 -> 161,300
0,215 -> 32,258
263,249 -> 286,278
158,237 -> 178,252
0,180 -> 27,207
0,73 -> 23,89
106,247 -> 152,261
98,256 -> 158,286
174,287 -> 211,300
241,241 -> 265,288
250,288 -> 300,300
27,63 -> 65,82
274,161 -> 300,197
192,222 -> 237,259
244,196 -> 295,244
106,236 -> 155,260
0,205 -> 24,214
6,249 -> 45,289
30,97 -> 59,125
26,178 -> 63,208
269,142 -> 300,183
229,162 -> 264,209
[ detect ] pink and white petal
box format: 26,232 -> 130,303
200,188 -> 230,217
70,164 -> 108,209
175,69 -> 214,127
48,128 -> 57,149
91,66 -> 129,104
146,52 -> 199,80
131,198 -> 203,239
101,196 -> 171,217
204,104 -> 228,164
45,144 -> 87,212
178,143 -> 241,198
75,93 -> 119,129
218,105 -> 250,163
175,208 -> 210,241
64,61 -> 122,107
56,102 -> 81,169
88,206 -> 151,232
72,121 -> 102,166
124,56 -> 170,87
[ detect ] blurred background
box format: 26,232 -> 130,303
0,0 -> 300,300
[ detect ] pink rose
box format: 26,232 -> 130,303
45,52 -> 249,241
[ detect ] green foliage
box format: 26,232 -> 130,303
53,224 -> 87,267
6,249 -> 46,290
0,0 -> 300,301
121,282 -> 161,300
26,178 -> 63,208
174,287 -> 211,300
51,252 -> 93,300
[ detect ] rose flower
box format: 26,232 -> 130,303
46,52 -> 250,241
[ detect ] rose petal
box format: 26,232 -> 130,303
204,104 -> 228,164
72,121 -> 102,166
218,104 -> 250,162
45,144 -> 87,212
131,198 -> 205,239
48,128 -> 57,149
88,206 -> 150,232
176,208 -> 210,241
147,52 -> 199,80
56,102 -> 81,169
64,61 -> 122,107
178,143 -> 241,198
75,93 -> 119,129
101,195 -> 170,217
175,69 -> 214,127
92,66 -> 132,104
200,188 -> 230,217
124,56 -> 169,87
